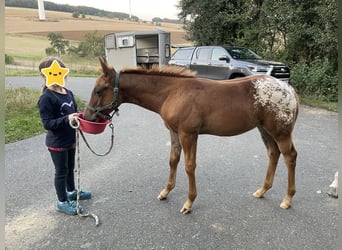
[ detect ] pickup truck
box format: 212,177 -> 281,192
168,46 -> 290,82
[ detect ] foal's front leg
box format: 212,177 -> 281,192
179,132 -> 198,214
158,130 -> 181,200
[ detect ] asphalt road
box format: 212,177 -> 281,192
5,77 -> 338,249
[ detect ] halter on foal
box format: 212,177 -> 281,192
84,57 -> 299,214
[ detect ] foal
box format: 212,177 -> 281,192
84,58 -> 299,214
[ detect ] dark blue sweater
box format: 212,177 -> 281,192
38,88 -> 78,148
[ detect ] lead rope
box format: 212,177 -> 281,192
78,123 -> 114,156
70,117 -> 100,226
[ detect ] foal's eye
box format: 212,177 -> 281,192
94,88 -> 102,96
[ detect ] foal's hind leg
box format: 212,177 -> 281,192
277,138 -> 297,209
253,127 -> 281,199
158,130 -> 182,200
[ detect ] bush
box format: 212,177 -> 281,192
72,12 -> 80,18
289,59 -> 338,102
5,54 -> 15,64
45,47 -> 57,56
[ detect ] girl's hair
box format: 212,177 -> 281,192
39,57 -> 66,93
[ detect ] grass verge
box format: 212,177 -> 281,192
5,87 -> 85,143
5,88 -> 45,143
300,96 -> 337,112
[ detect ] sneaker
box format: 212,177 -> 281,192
67,189 -> 92,201
56,200 -> 83,215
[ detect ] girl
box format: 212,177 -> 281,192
38,57 -> 91,215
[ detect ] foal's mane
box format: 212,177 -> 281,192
120,64 -> 196,78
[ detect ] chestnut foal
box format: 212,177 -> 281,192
84,58 -> 299,214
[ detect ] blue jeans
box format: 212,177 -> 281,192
49,148 -> 76,202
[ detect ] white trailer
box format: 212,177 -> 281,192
104,30 -> 171,70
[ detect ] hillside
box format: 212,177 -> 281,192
5,7 -> 187,43
5,7 -> 188,69
5,0 -> 140,21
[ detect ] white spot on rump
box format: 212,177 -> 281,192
253,77 -> 298,124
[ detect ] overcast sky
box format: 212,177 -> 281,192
48,0 -> 180,21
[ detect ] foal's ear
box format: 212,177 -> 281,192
99,57 -> 108,71
99,57 -> 115,78
99,57 -> 114,77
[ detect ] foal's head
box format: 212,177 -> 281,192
83,57 -> 117,122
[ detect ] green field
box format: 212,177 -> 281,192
5,33 -> 100,73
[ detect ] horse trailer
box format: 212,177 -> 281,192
104,30 -> 171,70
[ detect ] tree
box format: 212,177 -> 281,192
77,31 -> 104,58
178,0 -> 249,46
47,32 -> 69,57
177,0 -> 338,102
286,0 -> 337,68
177,0 -> 337,66
72,12 -> 80,18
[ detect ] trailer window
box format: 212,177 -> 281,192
122,39 -> 129,46
117,36 -> 134,47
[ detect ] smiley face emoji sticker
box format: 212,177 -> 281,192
41,60 -> 70,87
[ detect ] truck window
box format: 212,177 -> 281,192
172,48 -> 194,60
225,47 -> 261,60
195,48 -> 211,60
211,48 -> 228,61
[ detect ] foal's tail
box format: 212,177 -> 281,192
293,92 -> 300,124
286,90 -> 300,136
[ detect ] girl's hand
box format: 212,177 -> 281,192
68,113 -> 78,122
68,113 -> 79,127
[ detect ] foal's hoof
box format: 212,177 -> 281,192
327,187 -> 338,198
180,200 -> 192,214
157,194 -> 167,200
280,199 -> 291,209
180,206 -> 192,214
157,190 -> 168,200
253,189 -> 264,198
